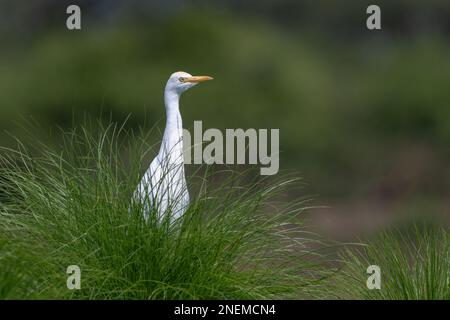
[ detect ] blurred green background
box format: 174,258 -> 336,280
1,0 -> 449,238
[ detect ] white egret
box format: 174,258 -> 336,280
133,71 -> 213,222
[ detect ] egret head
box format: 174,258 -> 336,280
165,71 -> 213,97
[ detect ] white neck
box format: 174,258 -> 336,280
159,90 -> 183,163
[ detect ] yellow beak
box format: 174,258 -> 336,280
184,75 -> 214,83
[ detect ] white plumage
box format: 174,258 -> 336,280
133,71 -> 213,222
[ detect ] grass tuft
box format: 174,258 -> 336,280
334,223 -> 450,300
0,120 -> 332,299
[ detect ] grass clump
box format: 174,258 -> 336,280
0,121 -> 331,299
335,223 -> 450,300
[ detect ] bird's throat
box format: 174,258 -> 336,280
160,94 -> 184,163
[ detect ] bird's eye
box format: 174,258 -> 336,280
179,77 -> 186,83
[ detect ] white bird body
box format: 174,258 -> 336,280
133,71 -> 213,222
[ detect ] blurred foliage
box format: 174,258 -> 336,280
0,3 -> 449,217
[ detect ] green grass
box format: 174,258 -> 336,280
334,223 -> 450,300
0,121 -> 332,299
1,120 -> 449,300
